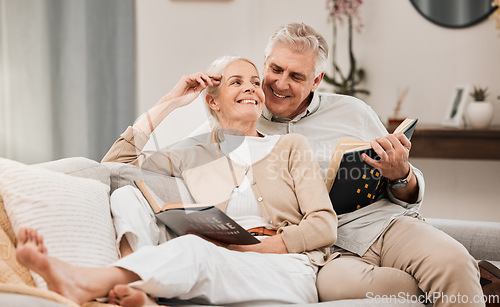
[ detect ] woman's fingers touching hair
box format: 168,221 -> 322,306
185,72 -> 221,91
199,72 -> 221,87
209,73 -> 222,83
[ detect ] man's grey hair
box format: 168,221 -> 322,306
265,23 -> 328,78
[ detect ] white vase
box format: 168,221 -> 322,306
465,100 -> 494,129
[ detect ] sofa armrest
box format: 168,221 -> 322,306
102,162 -> 195,203
35,157 -> 110,187
427,218 -> 500,261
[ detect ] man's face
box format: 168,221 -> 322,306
262,44 -> 323,119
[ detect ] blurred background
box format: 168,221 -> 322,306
1,0 -> 499,221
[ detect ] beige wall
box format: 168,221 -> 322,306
136,0 -> 500,222
358,1 -> 500,124
411,158 -> 500,222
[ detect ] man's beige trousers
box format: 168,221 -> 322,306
317,216 -> 484,307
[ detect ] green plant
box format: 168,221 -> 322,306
470,86 -> 489,101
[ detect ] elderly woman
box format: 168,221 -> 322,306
15,56 -> 337,306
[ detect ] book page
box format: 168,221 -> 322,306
159,202 -> 213,211
393,118 -> 416,134
134,179 -> 162,213
134,180 -> 213,213
325,139 -> 371,191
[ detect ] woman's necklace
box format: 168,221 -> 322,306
226,156 -> 249,189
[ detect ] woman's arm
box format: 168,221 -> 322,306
134,72 -> 221,136
228,235 -> 288,254
278,135 -> 338,253
102,72 -> 220,164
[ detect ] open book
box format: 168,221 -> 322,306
134,179 -> 260,245
324,118 -> 418,215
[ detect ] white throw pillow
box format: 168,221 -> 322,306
0,158 -> 119,289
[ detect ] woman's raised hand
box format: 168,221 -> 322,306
159,72 -> 222,108
134,72 -> 221,136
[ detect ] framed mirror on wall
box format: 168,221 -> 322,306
410,0 -> 498,28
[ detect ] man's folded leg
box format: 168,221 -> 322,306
318,216 -> 484,306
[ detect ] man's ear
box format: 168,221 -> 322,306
311,72 -> 325,92
205,94 -> 219,111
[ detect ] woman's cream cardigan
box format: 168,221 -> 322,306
103,126 -> 338,265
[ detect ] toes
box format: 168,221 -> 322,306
17,228 -> 42,246
108,289 -> 118,305
27,228 -> 36,242
37,233 -> 46,253
37,232 -> 43,244
17,228 -> 28,244
31,228 -> 40,242
120,287 -> 151,307
113,285 -> 153,307
114,284 -> 132,298
16,227 -> 47,257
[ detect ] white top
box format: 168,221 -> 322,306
219,133 -> 281,231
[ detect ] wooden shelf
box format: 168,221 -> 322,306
406,125 -> 500,160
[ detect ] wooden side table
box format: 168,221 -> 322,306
406,125 -> 500,160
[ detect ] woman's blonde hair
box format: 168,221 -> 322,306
202,56 -> 259,141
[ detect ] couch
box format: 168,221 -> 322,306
0,157 -> 499,307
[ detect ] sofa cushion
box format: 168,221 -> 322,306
0,158 -> 119,289
0,157 -> 111,286
0,283 -> 76,307
1,157 -> 110,246
103,162 -> 195,203
0,293 -> 69,307
273,299 -> 426,306
0,283 -> 115,307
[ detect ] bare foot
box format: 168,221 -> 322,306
16,227 -> 138,305
108,284 -> 158,307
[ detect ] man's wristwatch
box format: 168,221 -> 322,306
388,167 -> 413,189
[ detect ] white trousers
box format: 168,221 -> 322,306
110,186 -> 171,252
110,186 -> 319,305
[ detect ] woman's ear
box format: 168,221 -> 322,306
205,94 -> 220,111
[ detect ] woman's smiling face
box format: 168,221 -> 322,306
207,60 -> 265,127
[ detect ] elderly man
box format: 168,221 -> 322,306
252,23 -> 484,307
